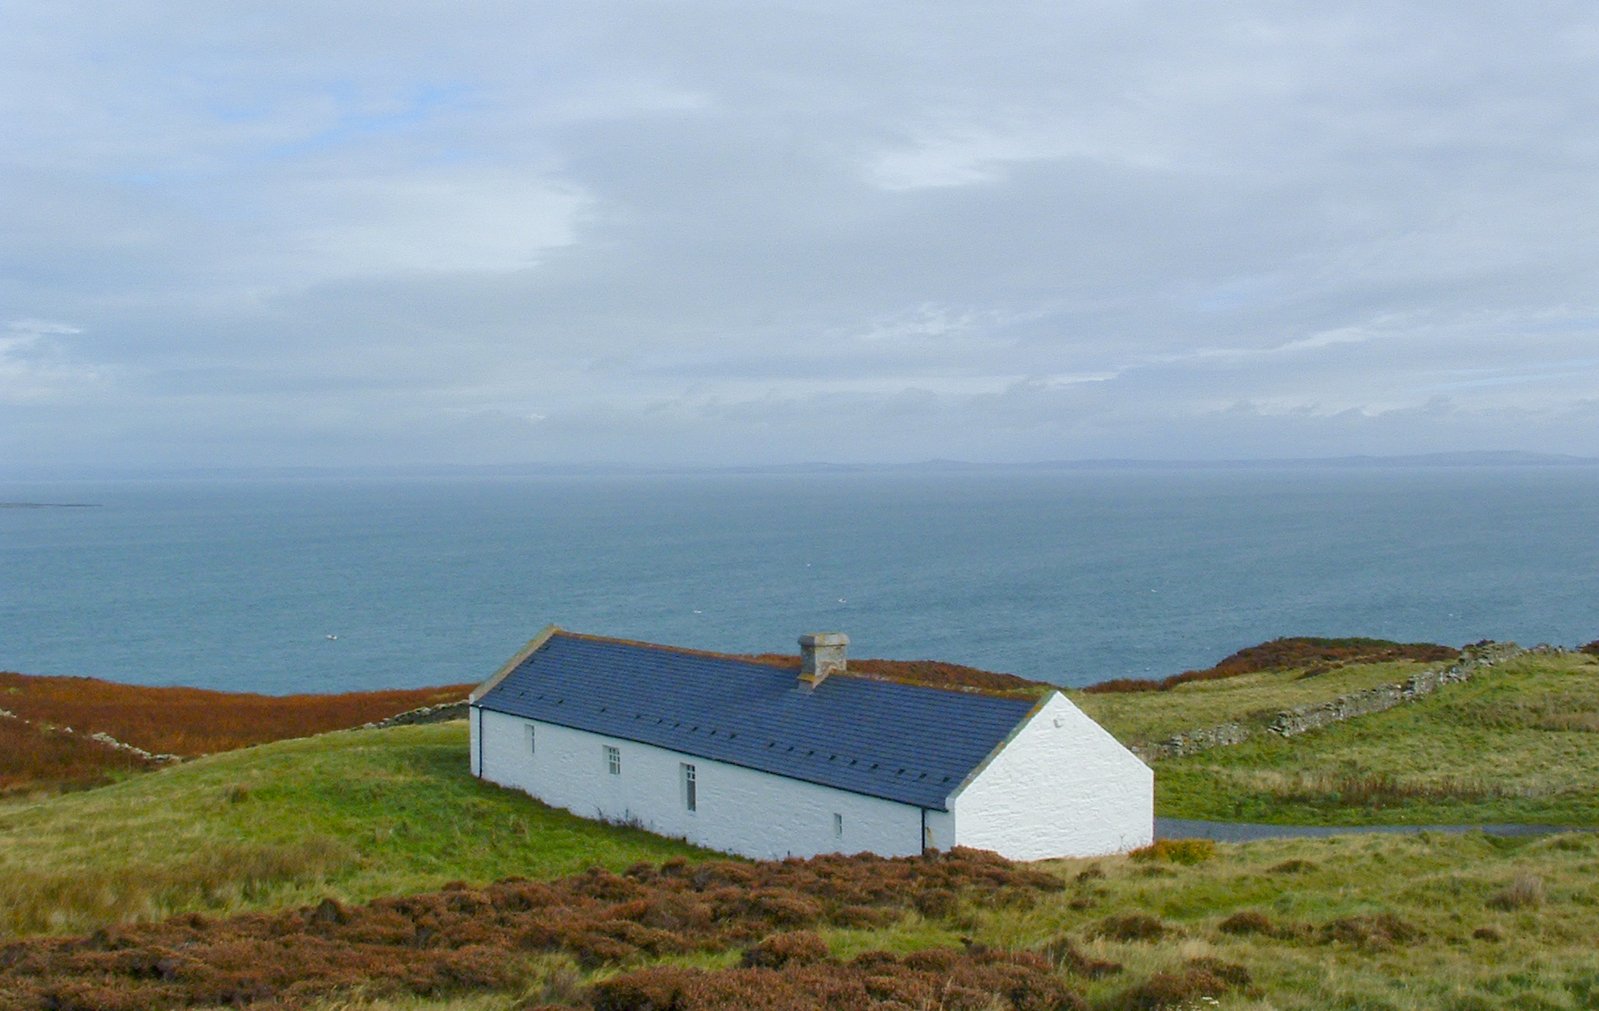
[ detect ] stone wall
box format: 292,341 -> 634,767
1132,641 -> 1529,763
363,700 -> 468,729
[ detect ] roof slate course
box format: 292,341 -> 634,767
473,630 -> 1044,810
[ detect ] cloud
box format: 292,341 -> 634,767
3,2 -> 1599,469
0,319 -> 107,404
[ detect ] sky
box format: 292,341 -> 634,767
3,2 -> 1599,472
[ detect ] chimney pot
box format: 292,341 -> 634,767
798,632 -> 848,686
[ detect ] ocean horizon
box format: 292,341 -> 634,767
3,465 -> 1596,694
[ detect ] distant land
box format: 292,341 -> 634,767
3,450 -> 1597,482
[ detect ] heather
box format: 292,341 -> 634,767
0,671 -> 471,759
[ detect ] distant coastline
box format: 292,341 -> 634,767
2,449 -> 1596,483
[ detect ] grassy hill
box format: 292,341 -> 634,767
0,723 -> 703,938
1149,649 -> 1599,825
4,642 -> 1599,1009
0,720 -> 1595,1008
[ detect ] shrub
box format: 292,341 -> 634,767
1217,910 -> 1275,936
1129,839 -> 1216,866
0,848 -> 1069,1008
1091,914 -> 1170,942
740,930 -> 829,969
1116,969 -> 1228,1010
1082,637 -> 1459,694
1268,858 -> 1317,874
1320,912 -> 1423,949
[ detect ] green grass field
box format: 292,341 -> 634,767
1070,658 -> 1448,745
0,722 -> 705,938
1152,650 -> 1599,825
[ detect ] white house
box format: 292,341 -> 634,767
469,627 -> 1152,861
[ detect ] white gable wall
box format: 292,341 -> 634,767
473,707 -> 925,860
949,693 -> 1153,860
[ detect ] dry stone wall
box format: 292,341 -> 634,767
363,700 -> 468,729
1132,641 -> 1530,763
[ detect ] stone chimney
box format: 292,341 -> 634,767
798,632 -> 848,687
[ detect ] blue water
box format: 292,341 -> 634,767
2,468 -> 1596,694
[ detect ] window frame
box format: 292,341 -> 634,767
682,762 -> 697,812
604,744 -> 621,776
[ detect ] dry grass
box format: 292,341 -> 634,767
0,671 -> 471,791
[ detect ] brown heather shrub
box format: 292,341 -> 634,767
1091,914 -> 1170,942
0,670 -> 472,763
1129,839 -> 1216,866
1082,637 -> 1459,694
1579,639 -> 1599,657
1115,958 -> 1250,1011
1217,910 -> 1276,936
1268,858 -> 1317,875
740,930 -> 830,969
1473,925 -> 1504,942
592,947 -> 1085,1011
0,717 -> 152,796
1319,912 -> 1423,949
743,654 -> 1050,697
1487,873 -> 1545,911
0,848 -> 1063,1010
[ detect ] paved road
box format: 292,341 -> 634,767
1155,817 -> 1586,843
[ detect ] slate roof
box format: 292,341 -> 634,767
473,630 -> 1045,810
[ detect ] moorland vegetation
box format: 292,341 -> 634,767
2,639 -> 1597,1009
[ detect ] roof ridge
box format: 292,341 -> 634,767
553,630 -> 797,670
553,630 -> 1047,701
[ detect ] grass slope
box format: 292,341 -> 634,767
1071,658 -> 1445,745
1154,650 -> 1599,825
0,722 -> 705,939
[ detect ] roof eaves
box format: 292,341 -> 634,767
469,700 -> 946,809
469,624 -> 560,704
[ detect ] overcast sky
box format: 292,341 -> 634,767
4,3 -> 1598,471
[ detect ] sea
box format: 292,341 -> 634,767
2,466 -> 1596,694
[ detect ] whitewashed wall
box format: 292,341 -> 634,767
950,693 -> 1153,859
473,707 -> 925,860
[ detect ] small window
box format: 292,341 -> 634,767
605,745 -> 621,776
526,723 -> 536,755
833,813 -> 843,838
682,763 -> 697,812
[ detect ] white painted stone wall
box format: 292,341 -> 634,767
950,693 -> 1152,859
473,707 -> 924,860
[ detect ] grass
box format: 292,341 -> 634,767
0,722 -> 706,938
1154,650 -> 1599,825
15,826 -> 1599,1010
1071,658 -> 1444,745
3,690 -> 1599,1008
